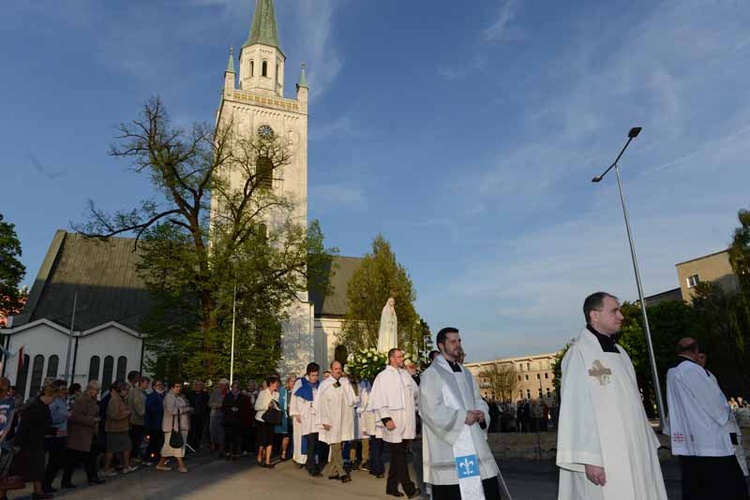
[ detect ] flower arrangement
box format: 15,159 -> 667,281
346,348 -> 425,382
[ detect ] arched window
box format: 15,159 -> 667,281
524,374 -> 528,381
102,356 -> 114,392
16,354 -> 30,400
250,60 -> 254,76
546,388 -> 552,398
89,356 -> 101,382
262,60 -> 268,77
526,389 -> 531,399
517,375 -> 521,382
257,156 -> 273,189
116,356 -> 127,383
544,372 -> 549,379
29,354 -> 45,397
46,355 -> 59,379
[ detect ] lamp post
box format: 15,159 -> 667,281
229,283 -> 237,385
591,127 -> 666,430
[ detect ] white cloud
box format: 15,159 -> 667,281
311,183 -> 365,209
438,55 -> 487,81
483,0 -> 522,43
309,115 -> 354,141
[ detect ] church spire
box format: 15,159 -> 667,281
298,62 -> 308,88
244,0 -> 282,53
225,46 -> 235,74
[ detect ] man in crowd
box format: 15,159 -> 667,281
62,380 -> 105,487
666,337 -> 749,499
145,379 -> 166,464
43,379 -> 69,493
318,361 -> 355,483
128,375 -> 149,463
187,380 -> 209,452
291,362 -> 321,476
241,380 -> 259,457
420,327 -> 508,500
370,348 -> 420,498
556,292 -> 667,499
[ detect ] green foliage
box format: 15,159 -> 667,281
551,342 -> 571,402
0,213 -> 26,325
340,235 -> 420,354
346,348 -> 418,382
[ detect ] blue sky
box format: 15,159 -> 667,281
2,0 -> 749,362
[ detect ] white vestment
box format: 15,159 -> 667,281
369,365 -> 418,443
420,355 -> 506,497
318,377 -> 355,445
666,357 -> 735,457
290,377 -> 319,465
556,329 -> 667,500
355,381 -> 371,440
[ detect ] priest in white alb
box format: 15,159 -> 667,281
369,348 -> 420,498
420,327 -> 509,500
557,292 -> 667,500
290,362 -> 321,475
317,360 -> 355,483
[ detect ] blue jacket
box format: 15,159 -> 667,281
145,391 -> 165,430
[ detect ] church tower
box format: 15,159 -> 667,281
215,0 -> 313,373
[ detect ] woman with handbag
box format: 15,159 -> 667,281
254,376 -> 281,468
155,382 -> 191,473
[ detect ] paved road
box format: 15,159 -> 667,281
7,452 -> 686,500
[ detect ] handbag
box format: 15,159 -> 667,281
169,410 -> 184,448
262,400 -> 282,426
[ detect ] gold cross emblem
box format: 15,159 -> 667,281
588,360 -> 612,385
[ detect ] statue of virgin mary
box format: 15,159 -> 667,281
376,297 -> 398,352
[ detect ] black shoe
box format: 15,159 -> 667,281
341,475 -> 352,483
310,470 -> 323,477
61,483 -> 76,489
386,491 -> 405,498
376,473 -> 385,479
407,489 -> 421,499
88,479 -> 106,485
328,474 -> 341,480
42,486 -> 57,494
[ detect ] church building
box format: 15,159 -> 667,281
1,0 -> 355,395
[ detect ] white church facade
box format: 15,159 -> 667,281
1,0 -> 357,396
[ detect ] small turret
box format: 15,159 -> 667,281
296,62 -> 309,103
224,46 -> 236,93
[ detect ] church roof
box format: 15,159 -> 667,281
14,231 -> 151,332
226,46 -> 235,74
243,0 -> 283,54
309,256 -> 362,318
15,231 -> 359,331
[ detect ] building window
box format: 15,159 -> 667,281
262,60 -> 268,77
89,356 -> 101,382
46,355 -> 59,379
517,375 -> 521,382
116,356 -> 128,383
546,388 -> 552,398
29,354 -> 45,398
102,356 -> 114,392
538,388 -> 543,397
16,354 -> 30,400
545,372 -> 549,379
250,60 -> 254,76
525,375 -> 529,381
519,391 -> 523,399
687,274 -> 700,288
536,373 -> 540,380
526,390 -> 531,399
257,156 -> 273,189
526,362 -> 530,371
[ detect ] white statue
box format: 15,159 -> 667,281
376,297 -> 398,352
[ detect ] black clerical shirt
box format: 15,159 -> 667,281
446,359 -> 462,372
586,325 -> 619,353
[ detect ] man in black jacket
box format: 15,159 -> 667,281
186,380 -> 209,452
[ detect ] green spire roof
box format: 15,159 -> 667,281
298,62 -> 308,88
225,46 -> 235,73
243,0 -> 282,53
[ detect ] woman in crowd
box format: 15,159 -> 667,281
156,382 -> 191,473
275,375 -> 296,461
208,378 -> 228,456
5,381 -> 59,500
221,382 -> 243,461
255,376 -> 280,469
62,380 -> 104,488
103,381 -> 136,477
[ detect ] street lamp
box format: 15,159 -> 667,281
230,283 -> 237,385
591,127 -> 667,430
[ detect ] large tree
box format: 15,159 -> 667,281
340,235 -> 421,355
75,97 -> 334,381
479,363 -> 519,402
0,213 -> 26,326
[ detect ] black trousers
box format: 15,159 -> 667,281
61,448 -> 98,485
130,424 -> 145,459
305,433 -> 320,473
43,436 -> 66,487
146,427 -> 163,462
370,437 -> 386,475
188,416 -> 205,450
387,440 -> 416,496
224,425 -> 242,456
680,455 -> 749,500
431,476 -> 503,500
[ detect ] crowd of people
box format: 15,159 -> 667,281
0,326 -> 509,500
